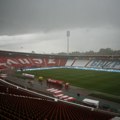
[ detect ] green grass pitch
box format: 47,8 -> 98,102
20,68 -> 120,96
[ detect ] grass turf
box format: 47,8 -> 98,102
17,68 -> 120,96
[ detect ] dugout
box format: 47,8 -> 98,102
47,78 -> 63,89
82,98 -> 99,108
22,73 -> 35,79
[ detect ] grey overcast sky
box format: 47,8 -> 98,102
0,0 -> 120,53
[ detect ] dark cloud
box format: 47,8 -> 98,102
0,0 -> 120,35
0,0 -> 120,53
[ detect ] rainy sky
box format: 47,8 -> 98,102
0,0 -> 120,53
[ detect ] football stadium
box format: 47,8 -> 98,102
0,50 -> 120,120
1,0 -> 120,120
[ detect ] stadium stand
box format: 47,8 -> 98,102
0,79 -> 116,120
65,59 -> 74,66
86,60 -> 120,70
72,59 -> 89,67
0,50 -> 120,70
0,56 -> 67,69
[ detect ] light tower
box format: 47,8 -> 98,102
66,30 -> 70,54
